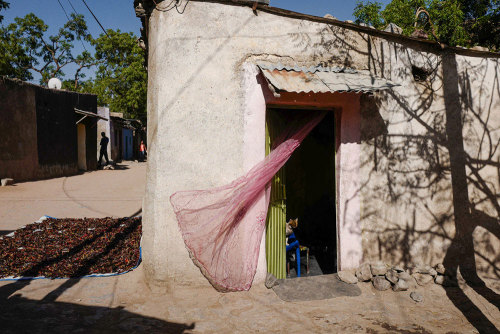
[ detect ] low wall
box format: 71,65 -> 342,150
0,78 -> 38,181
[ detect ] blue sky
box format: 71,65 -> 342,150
2,0 -> 391,83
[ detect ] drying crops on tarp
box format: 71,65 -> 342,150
0,217 -> 141,279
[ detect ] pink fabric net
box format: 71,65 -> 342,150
170,111 -> 326,291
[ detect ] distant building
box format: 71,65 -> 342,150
0,77 -> 101,182
101,111 -> 146,162
97,107 -> 112,162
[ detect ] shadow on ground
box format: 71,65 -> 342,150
0,280 -> 194,334
0,214 -> 193,333
272,274 -> 361,302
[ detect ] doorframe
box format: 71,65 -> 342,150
266,107 -> 339,277
77,123 -> 87,171
242,63 -> 363,283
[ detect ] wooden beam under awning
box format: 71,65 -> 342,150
74,108 -> 109,124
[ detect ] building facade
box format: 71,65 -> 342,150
136,0 -> 500,289
0,78 -> 98,182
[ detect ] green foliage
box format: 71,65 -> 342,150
353,0 -> 499,49
382,0 -> 428,35
0,1 -> 9,23
429,0 -> 469,47
354,1 -> 384,28
0,12 -> 91,84
465,0 -> 500,49
0,12 -> 147,121
80,30 -> 147,122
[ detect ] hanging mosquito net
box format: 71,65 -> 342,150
170,111 -> 326,291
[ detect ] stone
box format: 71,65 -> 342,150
398,271 -> 412,282
428,268 -> 438,277
385,269 -> 398,284
409,266 -> 421,275
323,14 -> 337,20
372,276 -> 391,291
392,266 -> 405,273
398,272 -> 417,289
384,23 -> 403,34
434,275 -> 444,285
355,263 -> 372,282
471,45 -> 489,52
412,265 -> 435,276
410,291 -> 423,302
345,20 -> 354,24
370,262 -> 387,276
337,271 -> 358,284
435,263 -> 445,275
265,273 -> 279,289
411,29 -> 428,39
392,279 -> 409,292
413,273 -> 433,286
1,178 -> 14,186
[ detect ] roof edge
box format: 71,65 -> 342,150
136,0 -> 499,59
0,76 -> 98,97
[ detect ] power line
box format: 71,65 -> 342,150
66,0 -> 78,13
66,0 -> 89,52
81,0 -> 109,38
57,0 -> 71,20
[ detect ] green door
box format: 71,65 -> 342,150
265,112 -> 287,279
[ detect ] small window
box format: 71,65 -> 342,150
412,65 -> 431,82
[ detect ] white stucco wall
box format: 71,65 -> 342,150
144,1 -> 500,288
97,107 -> 111,160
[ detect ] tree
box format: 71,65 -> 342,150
353,0 -> 499,49
62,50 -> 101,90
78,29 -> 147,122
353,1 -> 384,29
0,12 -> 91,83
0,1 -> 9,23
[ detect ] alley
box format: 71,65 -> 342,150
0,162 -> 146,234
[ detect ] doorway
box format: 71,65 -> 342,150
266,109 -> 337,278
77,123 -> 87,171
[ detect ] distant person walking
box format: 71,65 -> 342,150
99,132 -> 110,166
139,140 -> 147,161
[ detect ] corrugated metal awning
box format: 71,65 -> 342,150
257,63 -> 399,95
74,108 -> 108,124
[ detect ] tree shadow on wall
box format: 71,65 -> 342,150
360,49 -> 499,333
305,22 -> 500,332
278,23 -> 500,332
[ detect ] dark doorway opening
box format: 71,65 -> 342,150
267,109 -> 337,278
285,111 -> 337,276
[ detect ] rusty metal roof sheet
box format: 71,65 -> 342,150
257,63 -> 399,94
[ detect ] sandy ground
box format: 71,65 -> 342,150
0,161 -> 146,234
1,267 -> 499,333
1,161 -> 499,333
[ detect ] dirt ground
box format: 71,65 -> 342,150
0,162 -> 498,333
1,267 -> 499,333
0,161 -> 146,234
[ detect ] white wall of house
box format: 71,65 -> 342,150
97,107 -> 111,160
143,0 -> 500,289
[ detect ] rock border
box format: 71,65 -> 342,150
335,262 -> 458,302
